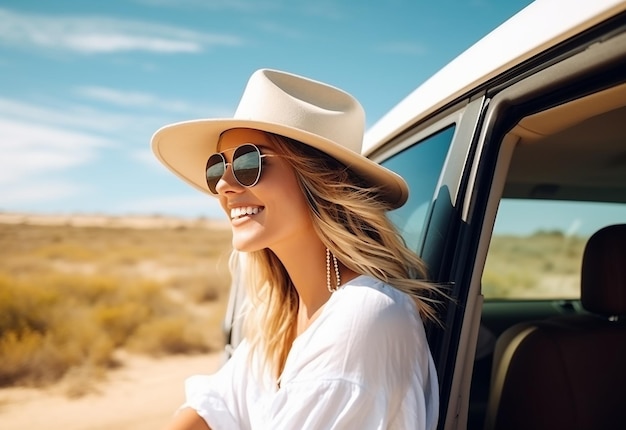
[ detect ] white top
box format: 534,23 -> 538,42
182,275 -> 439,430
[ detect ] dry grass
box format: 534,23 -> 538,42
0,214 -> 232,394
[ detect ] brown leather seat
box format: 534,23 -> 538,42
484,224 -> 626,430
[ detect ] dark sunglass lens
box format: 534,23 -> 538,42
206,153 -> 226,193
233,145 -> 261,187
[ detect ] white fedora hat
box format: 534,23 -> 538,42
151,68 -> 409,208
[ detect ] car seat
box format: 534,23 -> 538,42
483,224 -> 626,430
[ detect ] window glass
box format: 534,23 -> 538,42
483,199 -> 626,299
381,126 -> 455,252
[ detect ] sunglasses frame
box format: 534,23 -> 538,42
205,143 -> 273,194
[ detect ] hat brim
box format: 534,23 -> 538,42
151,119 -> 409,209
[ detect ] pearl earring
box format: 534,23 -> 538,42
326,248 -> 341,292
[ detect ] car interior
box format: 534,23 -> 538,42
467,78 -> 626,429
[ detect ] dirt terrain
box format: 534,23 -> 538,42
0,351 -> 223,430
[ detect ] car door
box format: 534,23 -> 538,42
369,7 -> 626,430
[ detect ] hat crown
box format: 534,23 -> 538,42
234,69 -> 365,154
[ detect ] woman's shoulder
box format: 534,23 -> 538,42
335,275 -> 415,308
326,275 -> 421,330
303,275 -> 429,374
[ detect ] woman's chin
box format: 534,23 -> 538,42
231,238 -> 263,253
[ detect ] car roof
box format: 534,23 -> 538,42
363,0 -> 626,155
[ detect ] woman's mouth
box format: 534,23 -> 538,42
230,206 -> 264,220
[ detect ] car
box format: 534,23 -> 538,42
223,1 -> 626,428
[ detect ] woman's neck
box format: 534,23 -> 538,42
272,241 -> 360,336
273,240 -> 329,313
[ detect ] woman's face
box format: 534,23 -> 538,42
215,128 -> 316,254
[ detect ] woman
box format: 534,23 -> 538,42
152,69 -> 442,430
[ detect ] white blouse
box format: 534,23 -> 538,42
182,275 -> 439,430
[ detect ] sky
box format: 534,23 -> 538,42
0,0 -> 534,221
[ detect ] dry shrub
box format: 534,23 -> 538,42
0,326 -> 115,387
0,271 -> 208,388
92,302 -> 150,347
126,317 -> 210,356
34,242 -> 98,261
0,329 -> 48,385
0,220 -> 232,392
59,365 -> 106,398
169,274 -> 225,304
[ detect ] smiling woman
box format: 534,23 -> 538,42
150,68 -> 447,430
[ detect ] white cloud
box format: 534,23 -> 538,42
76,86 -> 158,107
0,118 -> 107,185
255,21 -> 303,39
1,181 -> 87,205
74,86 -> 209,113
0,86 -> 232,213
0,97 -> 134,134
132,148 -> 166,169
135,0 -> 277,12
0,98 -> 126,209
0,95 -> 217,140
0,96 -> 229,212
64,34 -> 200,54
0,7 -> 242,54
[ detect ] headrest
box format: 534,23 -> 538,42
581,224 -> 626,317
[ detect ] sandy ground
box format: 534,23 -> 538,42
0,352 -> 223,430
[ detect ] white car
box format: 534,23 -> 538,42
224,1 -> 626,428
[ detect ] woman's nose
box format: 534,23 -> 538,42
214,163 -> 243,195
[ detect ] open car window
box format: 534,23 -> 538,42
484,199 -> 626,300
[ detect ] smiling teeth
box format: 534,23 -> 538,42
231,206 -> 261,219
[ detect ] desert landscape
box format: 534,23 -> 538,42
0,211 -> 584,429
0,212 -> 233,429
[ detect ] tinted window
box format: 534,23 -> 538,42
381,126 -> 455,252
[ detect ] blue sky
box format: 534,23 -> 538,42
0,0 -> 533,221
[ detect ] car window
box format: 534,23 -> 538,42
483,199 -> 626,300
381,126 -> 456,252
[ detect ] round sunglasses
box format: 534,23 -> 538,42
205,143 -> 274,194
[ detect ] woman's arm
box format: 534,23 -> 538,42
163,408 -> 211,430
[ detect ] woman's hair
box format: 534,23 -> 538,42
235,131 -> 443,381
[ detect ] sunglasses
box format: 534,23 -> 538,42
205,143 -> 274,194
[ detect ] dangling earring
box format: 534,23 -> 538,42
326,248 -> 341,293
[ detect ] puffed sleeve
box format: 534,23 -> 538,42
180,341 -> 253,430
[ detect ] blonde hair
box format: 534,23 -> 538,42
236,132 -> 443,381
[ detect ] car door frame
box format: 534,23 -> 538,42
367,11 -> 626,430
